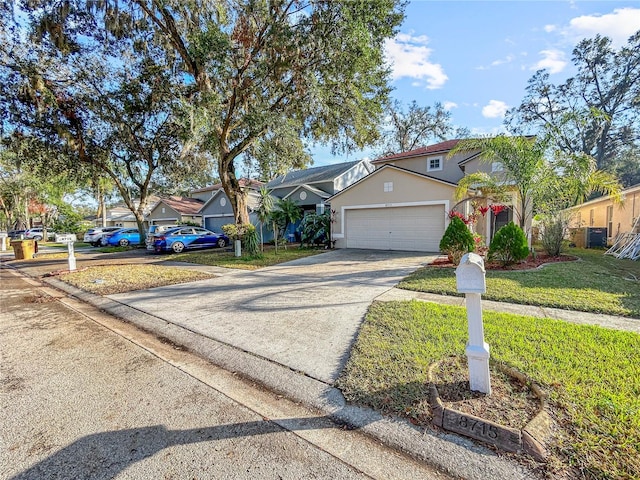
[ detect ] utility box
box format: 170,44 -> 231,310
455,252 -> 486,294
11,239 -> 36,260
586,227 -> 607,248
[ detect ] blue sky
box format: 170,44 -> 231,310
310,1 -> 640,167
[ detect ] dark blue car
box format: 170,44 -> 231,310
153,227 -> 229,253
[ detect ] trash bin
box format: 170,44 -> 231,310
10,239 -> 36,260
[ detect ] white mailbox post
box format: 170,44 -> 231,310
455,252 -> 491,395
65,239 -> 77,271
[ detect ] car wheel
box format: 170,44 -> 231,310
34,235 -> 43,241
119,239 -> 130,247
217,238 -> 227,248
171,242 -> 185,253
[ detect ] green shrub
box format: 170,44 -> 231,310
488,222 -> 529,265
222,223 -> 260,256
439,216 -> 474,265
300,212 -> 330,247
241,224 -> 260,256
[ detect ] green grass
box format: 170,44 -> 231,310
398,248 -> 640,317
338,301 -> 640,479
166,247 -> 324,270
61,264 -> 213,294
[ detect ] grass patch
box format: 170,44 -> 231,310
398,248 -> 640,317
166,247 -> 324,270
60,264 -> 214,295
338,301 -> 640,479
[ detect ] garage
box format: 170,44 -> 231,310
204,215 -> 234,232
345,205 -> 445,252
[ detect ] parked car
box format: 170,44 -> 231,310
103,228 -> 141,247
153,227 -> 229,253
84,226 -> 123,246
145,224 -> 180,250
24,227 -> 54,241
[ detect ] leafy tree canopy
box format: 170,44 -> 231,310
505,30 -> 640,186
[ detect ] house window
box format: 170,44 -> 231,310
383,181 -> 393,192
220,197 -> 226,207
427,156 -> 443,172
589,208 -> 595,226
606,205 -> 613,236
299,191 -> 307,201
492,162 -> 504,172
162,207 -> 166,214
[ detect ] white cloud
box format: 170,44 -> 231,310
476,54 -> 515,70
482,100 -> 510,119
566,7 -> 640,47
443,101 -> 458,110
544,24 -> 557,33
384,33 -> 448,89
532,49 -> 567,74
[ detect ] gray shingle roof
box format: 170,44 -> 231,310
266,161 -> 364,190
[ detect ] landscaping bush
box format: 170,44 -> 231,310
222,223 -> 260,256
241,224 -> 260,256
488,222 -> 529,265
300,212 -> 330,247
539,214 -> 569,256
439,216 -> 474,265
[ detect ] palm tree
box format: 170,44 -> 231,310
450,135 -> 621,229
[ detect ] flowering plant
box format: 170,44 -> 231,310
489,204 -> 506,216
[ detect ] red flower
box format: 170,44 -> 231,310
478,205 -> 489,216
490,204 -> 506,216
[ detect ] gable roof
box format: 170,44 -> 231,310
191,178 -> 264,194
199,185 -> 262,210
328,164 -> 458,202
155,196 -> 204,215
372,139 -> 463,163
283,184 -> 332,200
266,160 -> 369,190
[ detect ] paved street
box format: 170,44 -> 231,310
0,266 -> 448,480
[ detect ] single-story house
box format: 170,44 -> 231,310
146,196 -> 204,226
564,183 -> 640,243
329,139 -> 524,252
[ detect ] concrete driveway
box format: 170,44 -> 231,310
109,249 -> 438,384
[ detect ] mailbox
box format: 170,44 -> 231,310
455,252 -> 486,294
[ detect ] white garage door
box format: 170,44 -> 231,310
345,205 -> 444,252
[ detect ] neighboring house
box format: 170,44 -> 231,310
329,139 -> 522,252
564,183 -> 640,244
94,196 -> 160,229
146,196 -> 204,226
190,179 -> 264,203
266,159 -> 374,239
199,187 -> 265,233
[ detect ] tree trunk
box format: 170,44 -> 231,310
219,155 -> 250,225
134,210 -> 146,246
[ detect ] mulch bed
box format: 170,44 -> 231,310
430,252 -> 578,271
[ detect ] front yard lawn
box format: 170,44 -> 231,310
398,248 -> 640,317
60,265 -> 214,295
166,246 -> 324,270
338,300 -> 640,479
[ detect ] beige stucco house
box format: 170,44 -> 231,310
329,139 -> 526,252
146,196 -> 204,226
564,183 -> 640,243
